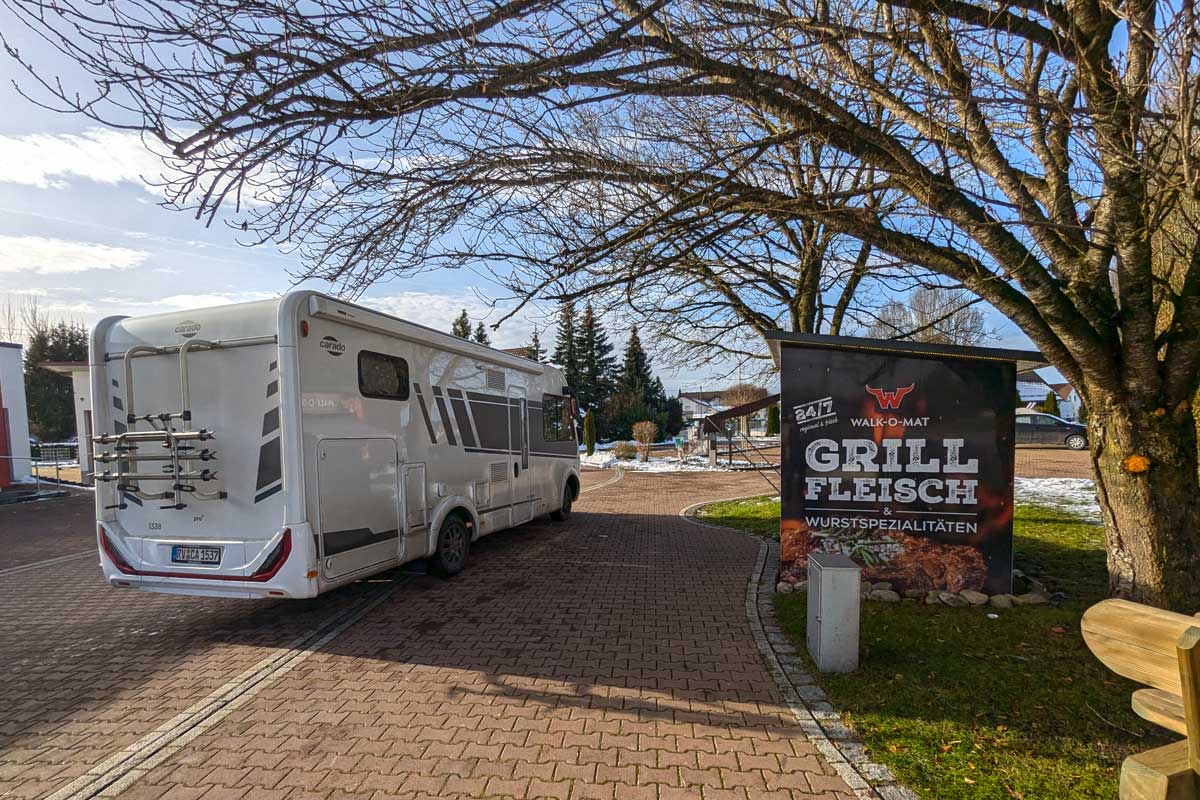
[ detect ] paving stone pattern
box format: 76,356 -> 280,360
2,471 -> 859,799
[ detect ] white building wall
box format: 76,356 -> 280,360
0,343 -> 32,481
71,370 -> 92,476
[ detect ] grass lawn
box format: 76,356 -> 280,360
694,495 -> 782,538
698,496 -> 1169,799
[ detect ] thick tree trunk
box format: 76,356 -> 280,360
1088,399 -> 1200,610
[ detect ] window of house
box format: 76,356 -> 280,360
358,351 -> 410,400
542,395 -> 574,442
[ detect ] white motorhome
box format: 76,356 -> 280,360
89,291 -> 580,599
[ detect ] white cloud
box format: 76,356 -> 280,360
363,291 -> 545,349
0,128 -> 170,191
0,235 -> 150,274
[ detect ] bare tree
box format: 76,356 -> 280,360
5,0 -> 1199,606
721,382 -> 769,434
0,295 -> 52,348
631,420 -> 658,462
489,98 -> 913,373
867,287 -> 988,347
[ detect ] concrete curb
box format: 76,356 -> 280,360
747,540 -> 919,800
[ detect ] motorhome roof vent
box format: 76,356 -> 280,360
489,461 -> 508,482
486,369 -> 506,391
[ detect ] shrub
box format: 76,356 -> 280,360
583,409 -> 596,456
632,420 -> 658,462
766,404 -> 781,436
1042,390 -> 1061,416
611,441 -> 638,460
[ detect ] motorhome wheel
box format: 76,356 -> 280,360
551,486 -> 573,521
431,515 -> 470,576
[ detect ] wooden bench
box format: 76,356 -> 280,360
1082,599 -> 1200,799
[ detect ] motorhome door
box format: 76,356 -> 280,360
317,438 -> 401,580
509,386 -> 533,524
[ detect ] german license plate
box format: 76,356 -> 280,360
171,545 -> 222,565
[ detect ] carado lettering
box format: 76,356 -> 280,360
803,437 -> 979,504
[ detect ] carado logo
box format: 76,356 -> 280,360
866,384 -> 915,410
174,320 -> 201,339
319,335 -> 346,356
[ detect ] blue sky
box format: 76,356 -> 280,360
0,37 -> 567,361
0,27 -> 1054,393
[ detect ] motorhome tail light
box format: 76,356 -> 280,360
249,529 -> 292,581
99,527 -> 136,574
301,320 -> 309,337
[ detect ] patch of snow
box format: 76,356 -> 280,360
1014,477 -> 1101,523
582,453 -> 753,472
581,452 -> 618,469
580,438 -> 682,452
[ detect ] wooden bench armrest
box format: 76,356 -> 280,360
1133,688 -> 1188,736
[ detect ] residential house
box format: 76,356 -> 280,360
679,389 -> 771,436
40,361 -> 93,479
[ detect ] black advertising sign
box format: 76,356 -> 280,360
776,336 -> 1021,595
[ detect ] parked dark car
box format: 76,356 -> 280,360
1015,412 -> 1088,449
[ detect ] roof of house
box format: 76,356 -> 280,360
679,390 -> 726,401
39,361 -> 89,375
1017,379 -> 1053,402
1049,382 -> 1075,400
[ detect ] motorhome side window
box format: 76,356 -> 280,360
542,395 -> 573,441
358,351 -> 410,401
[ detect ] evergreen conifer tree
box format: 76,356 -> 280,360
450,309 -> 471,339
617,326 -> 655,404
575,302 -> 616,412
528,330 -> 545,362
1042,390 -> 1060,416
472,322 -> 491,346
550,301 -> 580,387
766,404 -> 781,436
24,320 -> 88,440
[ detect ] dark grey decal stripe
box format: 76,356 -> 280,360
446,389 -> 477,448
463,447 -> 578,460
465,390 -> 541,410
414,385 -> 437,444
476,499 -> 546,515
255,438 -> 281,491
254,484 -> 283,503
261,407 -> 280,436
323,527 -> 399,556
466,398 -> 509,450
255,362 -> 283,503
431,387 -> 457,446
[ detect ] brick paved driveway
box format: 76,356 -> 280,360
1,471 -> 854,800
